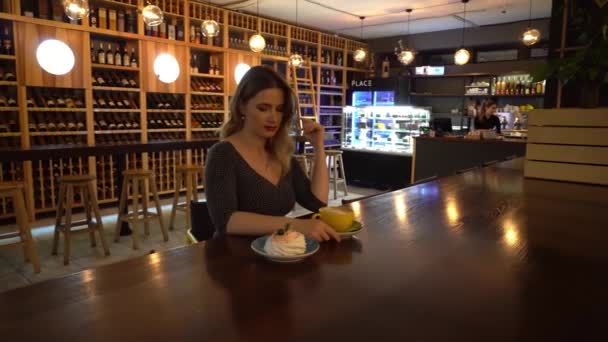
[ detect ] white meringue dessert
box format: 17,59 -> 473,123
264,226 -> 306,257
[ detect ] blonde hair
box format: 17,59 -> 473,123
220,66 -> 295,176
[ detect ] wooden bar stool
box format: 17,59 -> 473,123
169,165 -> 203,230
0,183 -> 40,273
326,150 -> 348,200
115,169 -> 168,250
52,175 -> 109,265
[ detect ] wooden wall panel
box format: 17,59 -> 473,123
141,40 -> 188,94
528,108 -> 608,127
524,160 -> 608,186
225,51 -> 260,96
15,22 -> 86,88
527,126 -> 608,146
527,144 -> 608,166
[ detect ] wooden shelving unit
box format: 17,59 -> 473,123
0,1 -> 368,220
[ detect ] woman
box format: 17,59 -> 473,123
204,66 -> 340,242
474,99 -> 501,134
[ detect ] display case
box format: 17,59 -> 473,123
342,106 -> 430,154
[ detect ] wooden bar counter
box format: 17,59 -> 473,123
1,159 -> 607,340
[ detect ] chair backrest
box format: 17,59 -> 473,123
190,200 -> 215,241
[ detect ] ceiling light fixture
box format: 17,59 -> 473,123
36,39 -> 75,76
521,0 -> 540,46
395,8 -> 415,65
454,0 -> 470,65
289,0 -> 304,67
249,0 -> 266,52
142,1 -> 163,27
353,16 -> 367,62
63,0 -> 90,20
202,0 -> 220,37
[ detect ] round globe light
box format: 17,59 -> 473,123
234,63 -> 251,85
398,49 -> 415,65
202,20 -> 220,37
522,28 -> 540,46
36,39 -> 75,76
353,48 -> 366,62
454,48 -> 471,65
249,34 -> 266,53
142,4 -> 163,27
289,53 -> 303,67
153,54 -> 180,83
63,0 -> 90,20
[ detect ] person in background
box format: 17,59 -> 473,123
203,66 -> 340,242
474,98 -> 501,134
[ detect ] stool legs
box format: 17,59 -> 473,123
185,172 -> 193,230
87,181 -> 109,256
52,183 -> 66,256
14,189 -> 40,273
150,177 -> 168,242
142,179 -> 150,236
338,155 -> 348,198
130,178 -> 141,250
82,188 -> 96,247
114,176 -> 129,243
168,171 -> 182,231
63,185 -> 74,265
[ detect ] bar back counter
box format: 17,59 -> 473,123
411,136 -> 526,183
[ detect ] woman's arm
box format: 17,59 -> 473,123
226,212 -> 339,241
302,120 -> 329,203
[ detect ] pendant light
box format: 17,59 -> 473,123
353,17 -> 367,62
63,0 -> 90,20
395,8 -> 415,65
249,0 -> 266,53
289,0 -> 303,67
202,0 -> 220,37
142,1 -> 163,27
454,0 -> 470,65
521,0 -> 540,46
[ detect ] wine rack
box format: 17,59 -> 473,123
32,157 -> 89,213
91,35 -> 139,69
291,27 -> 319,44
95,154 -> 118,203
20,1 -> 82,25
89,0 -> 139,33
144,0 -> 186,41
190,78 -> 223,94
94,112 -> 140,131
147,92 -> 185,110
192,148 -> 206,190
191,94 -> 223,110
192,112 -> 223,130
0,161 -> 24,218
149,150 -> 188,194
96,133 -> 141,145
188,1 -> 223,47
148,112 -> 185,129
291,42 -> 318,63
192,131 -> 217,141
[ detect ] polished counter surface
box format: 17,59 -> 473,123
1,159 -> 607,340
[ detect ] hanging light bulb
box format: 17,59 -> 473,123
63,0 -> 89,20
353,16 -> 367,62
395,9 -> 416,65
454,48 -> 470,65
521,0 -> 540,46
289,0 -> 303,67
289,53 -> 303,67
249,34 -> 266,53
398,49 -> 415,65
454,0 -> 470,65
202,20 -> 220,37
249,0 -> 265,52
522,28 -> 540,46
142,2 -> 163,27
201,1 -> 220,37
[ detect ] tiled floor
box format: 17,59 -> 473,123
0,185 -> 379,294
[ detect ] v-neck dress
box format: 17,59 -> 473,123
204,141 -> 326,234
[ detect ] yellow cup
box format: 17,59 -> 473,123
312,207 -> 354,232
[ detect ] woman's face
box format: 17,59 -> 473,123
241,88 -> 285,139
485,104 -> 497,116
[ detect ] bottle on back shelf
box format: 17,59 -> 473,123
114,47 -> 122,66
98,43 -> 105,64
122,47 -> 130,67
91,43 -> 96,63
130,48 -> 138,68
106,44 -> 114,65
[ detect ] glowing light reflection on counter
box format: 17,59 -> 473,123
445,197 -> 460,226
503,220 -> 519,247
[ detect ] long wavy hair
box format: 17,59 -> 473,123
220,66 -> 296,176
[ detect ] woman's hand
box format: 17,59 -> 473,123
301,119 -> 325,149
292,219 -> 341,242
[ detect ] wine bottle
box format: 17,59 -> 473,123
106,44 -> 114,65
117,10 -> 125,32
114,47 -> 122,66
97,95 -> 107,108
128,74 -> 137,88
98,115 -> 108,130
107,95 -> 116,108
91,42 -> 96,63
2,26 -> 13,55
56,96 -> 66,108
130,48 -> 137,68
90,8 -> 98,28
159,21 -> 167,39
122,47 -> 130,67
26,97 -> 36,107
98,43 -> 105,64
119,73 -> 129,88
